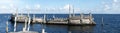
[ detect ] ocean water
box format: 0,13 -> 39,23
0,14 -> 120,33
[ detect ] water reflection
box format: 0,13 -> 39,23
68,26 -> 95,33
9,23 -> 95,33
45,25 -> 68,33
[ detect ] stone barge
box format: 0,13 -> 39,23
46,18 -> 68,25
46,13 -> 96,25
10,14 -> 96,25
68,13 -> 96,25
31,14 -> 46,24
10,14 -> 29,23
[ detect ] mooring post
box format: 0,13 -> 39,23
6,21 -> 8,33
42,28 -> 46,33
23,19 -> 27,31
44,14 -> 46,23
101,17 -> 104,33
27,17 -> 31,31
41,21 -> 46,33
80,13 -> 83,19
32,14 -> 35,22
53,14 -> 55,20
14,16 -> 17,32
102,17 -> 104,26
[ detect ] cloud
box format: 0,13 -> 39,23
104,4 -> 110,11
0,4 -> 16,9
25,5 -> 30,9
0,5 -> 8,9
34,4 -> 40,9
113,0 -> 118,2
0,0 -> 21,13
41,4 -> 74,12
63,4 -> 73,10
112,0 -> 120,11
0,0 -> 13,3
10,4 -> 14,8
102,0 -> 120,11
0,5 -> 14,14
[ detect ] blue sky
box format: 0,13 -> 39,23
0,0 -> 120,14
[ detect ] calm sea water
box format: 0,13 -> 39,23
0,14 -> 120,33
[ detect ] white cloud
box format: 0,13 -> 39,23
34,4 -> 40,9
104,4 -> 110,11
63,4 -> 73,10
100,0 -> 120,14
0,5 -> 14,14
0,0 -> 21,13
10,4 -> 14,8
0,5 -> 8,9
50,8 -> 56,11
0,0 -> 13,3
25,5 -> 31,9
0,4 -> 16,10
112,0 -> 120,11
113,0 -> 118,2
